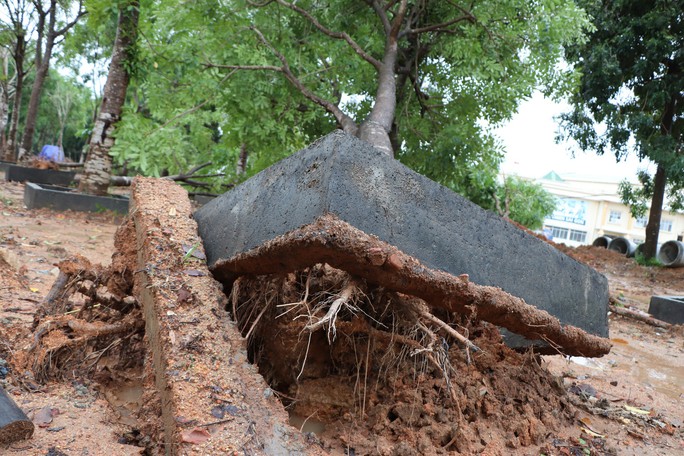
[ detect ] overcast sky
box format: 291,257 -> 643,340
496,92 -> 654,183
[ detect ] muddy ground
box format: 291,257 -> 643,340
0,174 -> 682,455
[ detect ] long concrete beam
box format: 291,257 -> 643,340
194,131 -> 609,347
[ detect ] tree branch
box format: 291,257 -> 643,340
407,14 -> 475,35
247,26 -> 359,135
367,0 -> 391,35
53,0 -> 85,37
274,0 -> 382,70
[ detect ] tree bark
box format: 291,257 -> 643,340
79,1 -> 139,196
17,1 -> 55,160
0,48 -> 10,149
3,25 -> 26,162
642,164 -> 667,259
642,95 -> 676,260
356,8 -> 403,158
18,0 -> 83,160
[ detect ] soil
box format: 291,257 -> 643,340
0,173 -> 682,455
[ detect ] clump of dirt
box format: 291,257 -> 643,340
231,264 -> 575,455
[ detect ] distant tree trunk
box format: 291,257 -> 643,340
3,30 -> 26,162
18,0 -> 84,160
642,164 -> 666,259
0,48 -> 10,149
642,95 -> 678,260
79,1 -> 139,196
17,2 -> 53,160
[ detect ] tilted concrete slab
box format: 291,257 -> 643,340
194,131 -> 609,343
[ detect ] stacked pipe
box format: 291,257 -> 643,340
592,235 -> 613,248
608,237 -> 637,257
657,240 -> 684,267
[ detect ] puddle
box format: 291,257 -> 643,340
569,341 -> 683,401
104,382 -> 144,427
288,411 -> 326,435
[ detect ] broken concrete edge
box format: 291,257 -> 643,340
0,386 -> 34,445
24,182 -> 129,214
212,214 -> 612,358
128,177 -> 318,456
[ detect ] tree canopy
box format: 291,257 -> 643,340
560,0 -> 684,258
111,0 -> 590,201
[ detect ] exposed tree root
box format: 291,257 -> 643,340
214,214 -> 612,357
17,252 -> 143,383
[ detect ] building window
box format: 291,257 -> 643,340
608,210 -> 622,224
635,216 -> 647,228
569,230 -> 587,243
661,219 -> 673,232
547,225 -> 569,240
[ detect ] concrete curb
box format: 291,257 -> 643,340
648,296 -> 684,325
23,183 -> 129,214
6,165 -> 76,186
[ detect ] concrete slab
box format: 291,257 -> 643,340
129,178 -> 318,455
24,182 -> 129,214
6,164 -> 76,186
0,160 -> 13,174
194,131 -> 609,344
648,296 -> 684,325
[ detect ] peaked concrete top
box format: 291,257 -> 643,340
194,131 -> 609,339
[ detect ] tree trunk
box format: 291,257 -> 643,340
357,37 -> 399,158
642,164 -> 667,259
3,32 -> 25,162
642,96 -> 677,260
79,1 -> 139,196
0,49 -> 10,149
18,2 -> 56,160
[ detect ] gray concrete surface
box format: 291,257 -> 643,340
648,296 -> 684,325
195,131 -> 609,342
6,165 -> 76,186
24,183 -> 129,214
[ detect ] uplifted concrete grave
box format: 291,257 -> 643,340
195,131 -> 609,345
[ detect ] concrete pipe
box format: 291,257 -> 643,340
657,240 -> 684,267
608,237 -> 637,257
592,235 -> 613,248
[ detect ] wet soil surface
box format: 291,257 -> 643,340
0,174 -> 682,455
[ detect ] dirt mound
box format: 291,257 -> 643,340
232,265 -> 575,455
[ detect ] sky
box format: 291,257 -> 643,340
495,92 -> 655,183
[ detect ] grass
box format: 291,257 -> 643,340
634,252 -> 661,267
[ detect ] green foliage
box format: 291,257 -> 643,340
491,176 -> 557,230
619,171 -> 684,220
560,0 -> 684,236
634,251 -> 662,267
103,0 -> 590,195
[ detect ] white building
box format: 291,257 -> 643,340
536,172 -> 684,247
